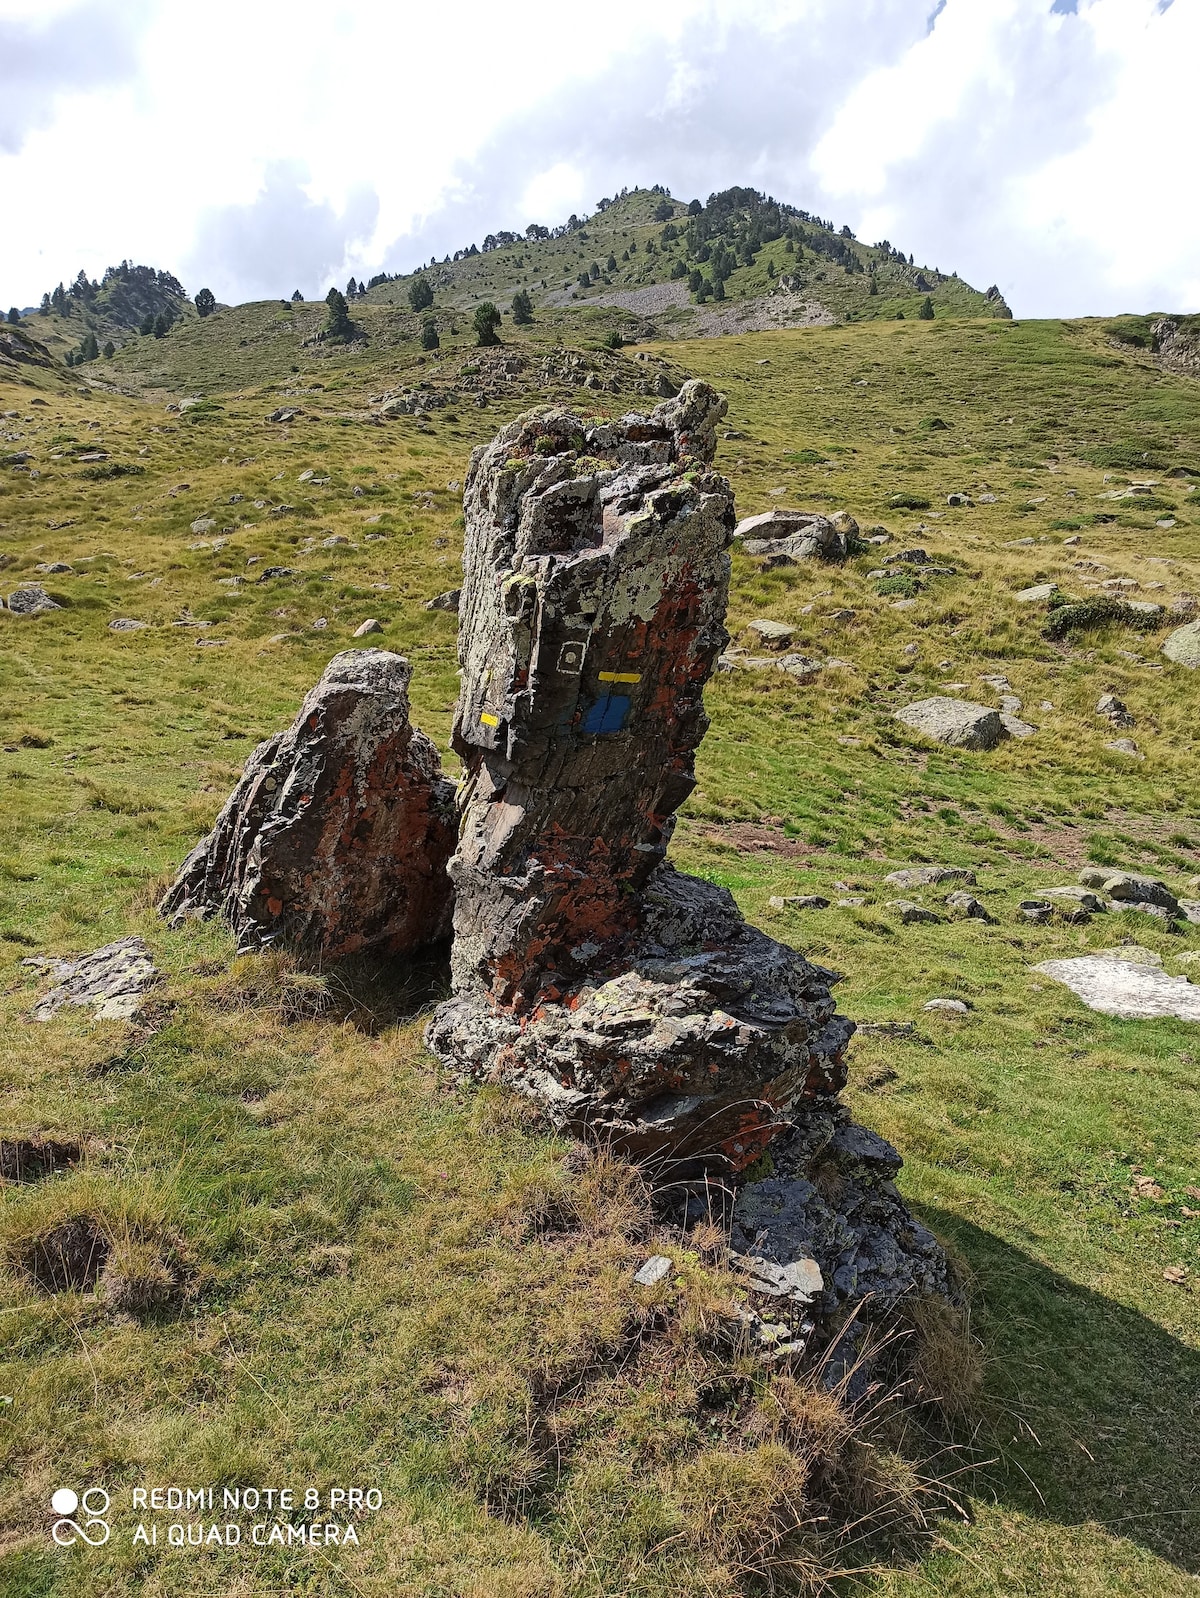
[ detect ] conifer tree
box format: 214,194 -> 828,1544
421,319 -> 439,350
918,295 -> 935,320
511,289 -> 533,325
472,302 -> 501,346
195,287 -> 216,318
6,307 -> 19,324
408,276 -> 434,312
325,287 -> 353,340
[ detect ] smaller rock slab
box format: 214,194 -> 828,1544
1035,956 -> 1200,1022
26,937 -> 158,1022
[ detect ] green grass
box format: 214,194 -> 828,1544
0,307 -> 1198,1595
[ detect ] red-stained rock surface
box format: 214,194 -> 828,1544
161,649 -> 455,959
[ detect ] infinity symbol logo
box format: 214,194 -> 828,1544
51,1487 -> 110,1547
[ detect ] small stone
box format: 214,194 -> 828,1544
353,619 -> 383,637
1015,583 -> 1056,603
1020,900 -> 1054,924
1000,713 -> 1038,739
322,534 -> 350,547
1079,869 -> 1178,914
924,998 -> 969,1013
1105,738 -> 1141,757
190,517 -> 216,535
425,589 -> 461,612
109,618 -> 148,631
1043,887 -> 1106,912
768,894 -> 830,911
633,1255 -> 673,1286
28,936 -> 158,1022
298,468 -> 315,482
34,561 -> 72,574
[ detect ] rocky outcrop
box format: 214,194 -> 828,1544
161,650 -> 456,959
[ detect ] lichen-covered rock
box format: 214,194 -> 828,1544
25,937 -> 158,1022
445,380 -> 736,1009
1162,619 -> 1200,669
161,649 -> 455,958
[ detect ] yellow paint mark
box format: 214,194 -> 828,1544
597,671 -> 642,684
480,712 -> 499,728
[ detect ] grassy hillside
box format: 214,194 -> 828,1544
0,305 -> 1198,1597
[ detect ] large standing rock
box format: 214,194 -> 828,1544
894,697 -> 1006,749
161,650 -> 456,959
426,383 -> 857,1175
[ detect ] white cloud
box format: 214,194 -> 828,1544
0,0 -> 1195,315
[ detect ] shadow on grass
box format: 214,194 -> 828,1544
922,1207 -> 1199,1575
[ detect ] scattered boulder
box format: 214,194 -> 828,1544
1105,738 -> 1141,757
887,900 -> 940,925
1078,868 -> 1179,915
1000,712 -> 1038,739
885,865 -> 976,889
734,509 -> 852,563
109,618 -> 148,632
1034,956 -> 1200,1022
945,891 -> 989,920
769,894 -> 830,910
1162,619 -> 1200,669
924,998 -> 969,1014
1015,583 -> 1056,603
25,937 -> 159,1022
6,584 -> 60,616
746,619 -> 795,649
1020,900 -> 1054,924
424,589 -> 461,612
353,618 -> 383,637
894,697 -> 1005,750
1043,886 -> 1107,913
1179,900 -> 1200,926
1096,693 -> 1133,727
161,650 -> 457,960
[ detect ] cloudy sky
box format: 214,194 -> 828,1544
1,0 -> 1194,319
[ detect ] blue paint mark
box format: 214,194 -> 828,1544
583,694 -> 631,735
